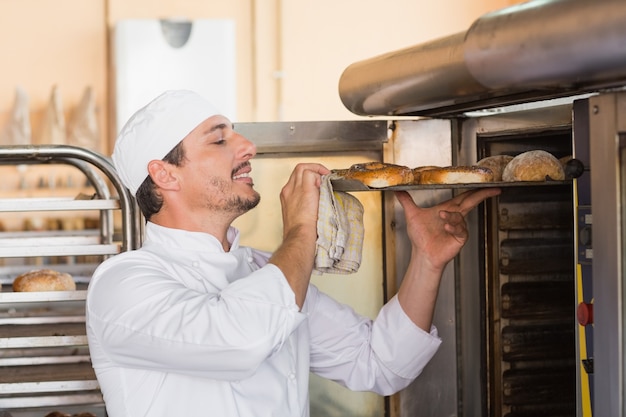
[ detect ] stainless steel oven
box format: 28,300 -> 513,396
337,0 -> 626,415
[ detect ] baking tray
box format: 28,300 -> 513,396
330,178 -> 573,192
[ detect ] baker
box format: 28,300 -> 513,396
85,89 -> 501,416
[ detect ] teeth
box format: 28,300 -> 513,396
233,172 -> 250,180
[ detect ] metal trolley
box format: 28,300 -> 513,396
0,145 -> 140,416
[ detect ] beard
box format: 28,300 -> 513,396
204,176 -> 261,216
228,192 -> 261,214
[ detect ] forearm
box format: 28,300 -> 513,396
396,250 -> 445,332
268,225 -> 317,309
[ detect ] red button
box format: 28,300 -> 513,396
577,302 -> 593,326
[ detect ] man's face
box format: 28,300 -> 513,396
176,115 -> 261,218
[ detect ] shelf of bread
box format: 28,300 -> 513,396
0,290 -> 87,303
330,178 -> 572,192
0,146 -> 136,413
330,151 -> 583,192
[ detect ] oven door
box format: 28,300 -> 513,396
393,103 -> 584,417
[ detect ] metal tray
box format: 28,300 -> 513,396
330,178 -> 573,192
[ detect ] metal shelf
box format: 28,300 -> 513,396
0,197 -> 120,212
0,145 -> 140,413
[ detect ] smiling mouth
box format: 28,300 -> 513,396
232,163 -> 252,182
233,172 -> 250,180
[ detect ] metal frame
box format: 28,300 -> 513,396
456,104 -> 577,417
0,145 -> 141,412
588,91 -> 626,417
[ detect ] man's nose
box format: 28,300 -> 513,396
236,133 -> 257,158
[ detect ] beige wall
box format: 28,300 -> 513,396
0,0 -> 520,154
0,1 -> 108,150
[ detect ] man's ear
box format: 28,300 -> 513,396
147,160 -> 180,190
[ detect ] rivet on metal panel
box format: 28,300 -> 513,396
593,105 -> 599,115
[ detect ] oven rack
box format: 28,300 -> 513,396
0,291 -> 99,409
0,145 -> 140,414
330,178 -> 573,192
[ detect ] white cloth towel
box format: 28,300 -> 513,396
314,174 -> 364,275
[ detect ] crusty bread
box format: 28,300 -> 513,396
13,269 -> 76,292
343,162 -> 414,188
502,150 -> 565,182
418,166 -> 494,184
559,155 -> 573,166
412,165 -> 440,184
476,155 -> 514,181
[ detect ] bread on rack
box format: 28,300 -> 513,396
416,166 -> 494,184
476,155 -> 514,181
411,165 -> 440,183
341,162 -> 414,188
12,269 -> 76,292
502,150 -> 565,182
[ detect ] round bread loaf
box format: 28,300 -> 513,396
476,155 -> 514,181
418,166 -> 494,184
343,162 -> 414,188
559,155 -> 573,166
412,165 -> 440,184
502,150 -> 565,182
13,269 -> 76,292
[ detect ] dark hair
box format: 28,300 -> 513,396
135,141 -> 186,221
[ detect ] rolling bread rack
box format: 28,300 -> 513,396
0,145 -> 140,416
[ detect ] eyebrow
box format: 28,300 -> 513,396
202,122 -> 231,136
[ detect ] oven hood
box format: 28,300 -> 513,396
338,0 -> 626,117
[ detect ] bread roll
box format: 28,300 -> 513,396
559,155 -> 573,166
476,155 -> 514,181
418,166 -> 494,184
343,162 -> 414,188
13,269 -> 76,292
411,165 -> 440,184
502,150 -> 565,182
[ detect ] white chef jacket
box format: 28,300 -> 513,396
86,222 -> 441,417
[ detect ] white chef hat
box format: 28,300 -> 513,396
112,89 -> 220,196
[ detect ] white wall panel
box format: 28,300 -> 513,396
113,19 -> 237,133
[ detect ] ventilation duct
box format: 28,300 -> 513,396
338,0 -> 626,117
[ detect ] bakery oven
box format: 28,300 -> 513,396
362,106 -> 589,417
336,0 -> 626,416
